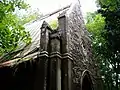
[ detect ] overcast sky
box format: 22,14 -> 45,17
26,0 -> 97,15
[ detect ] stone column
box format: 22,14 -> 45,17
58,13 -> 68,54
49,33 -> 61,90
61,54 -> 72,90
58,13 -> 72,90
34,21 -> 51,90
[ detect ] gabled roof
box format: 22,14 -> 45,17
0,5 -> 71,67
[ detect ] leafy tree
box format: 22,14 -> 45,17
96,0 -> 120,89
0,0 -> 31,58
86,13 -> 111,90
86,0 -> 120,89
96,0 -> 120,11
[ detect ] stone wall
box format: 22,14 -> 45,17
57,0 -> 102,90
0,0 -> 103,90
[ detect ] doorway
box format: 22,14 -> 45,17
81,71 -> 93,90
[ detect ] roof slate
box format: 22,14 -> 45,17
0,5 -> 71,67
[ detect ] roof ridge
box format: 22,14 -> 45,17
25,4 -> 71,26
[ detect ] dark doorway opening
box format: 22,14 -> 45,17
82,74 -> 93,90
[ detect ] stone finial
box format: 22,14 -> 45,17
40,21 -> 52,30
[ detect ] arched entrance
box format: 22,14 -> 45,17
81,70 -> 93,90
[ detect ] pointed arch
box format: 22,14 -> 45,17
81,70 -> 94,90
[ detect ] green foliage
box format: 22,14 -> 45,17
97,0 -> 120,11
86,13 -> 105,36
97,0 -> 120,89
86,0 -> 120,89
0,0 -> 31,57
86,12 -> 113,90
49,19 -> 58,30
86,13 -> 107,57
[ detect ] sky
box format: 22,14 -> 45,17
26,0 -> 97,16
